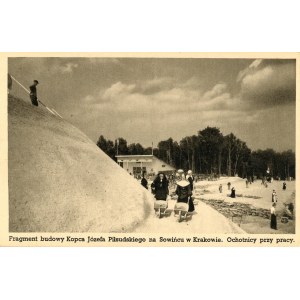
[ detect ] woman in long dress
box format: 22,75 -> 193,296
175,174 -> 193,212
151,173 -> 169,201
186,170 -> 195,212
270,203 -> 277,230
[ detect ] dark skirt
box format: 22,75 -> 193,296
30,95 -> 38,106
177,197 -> 188,203
270,214 -> 277,230
155,189 -> 168,200
188,196 -> 195,212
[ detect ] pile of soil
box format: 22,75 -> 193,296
8,95 -> 153,232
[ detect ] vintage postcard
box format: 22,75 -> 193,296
0,53 -> 298,247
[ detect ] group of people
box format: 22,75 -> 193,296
218,183 -> 236,198
270,183 -> 293,230
141,171 -> 293,229
142,170 -> 196,216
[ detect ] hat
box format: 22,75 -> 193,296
187,170 -> 192,175
33,80 -> 39,84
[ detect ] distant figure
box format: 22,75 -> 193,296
219,184 -> 223,193
175,172 -> 181,183
29,80 -> 39,106
230,187 -> 236,198
186,170 -> 194,190
8,74 -> 12,94
151,173 -> 169,201
262,176 -> 268,187
227,182 -> 231,191
283,203 -> 293,220
165,175 -> 170,187
270,203 -> 277,230
283,182 -> 287,191
271,190 -> 277,203
141,174 -> 148,189
246,179 -> 249,188
169,174 -> 174,185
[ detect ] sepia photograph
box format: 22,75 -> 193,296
1,2 -> 299,300
1,53 -> 298,246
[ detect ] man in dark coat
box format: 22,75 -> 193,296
29,80 -> 39,106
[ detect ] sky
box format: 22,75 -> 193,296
8,57 -> 296,152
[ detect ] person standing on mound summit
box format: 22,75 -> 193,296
29,80 -> 39,106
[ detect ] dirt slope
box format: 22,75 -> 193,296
8,95 -> 153,232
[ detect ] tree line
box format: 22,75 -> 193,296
96,126 -> 295,179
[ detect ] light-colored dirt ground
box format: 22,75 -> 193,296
194,176 -> 295,234
134,198 -> 244,233
197,176 -> 295,210
134,176 -> 295,234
